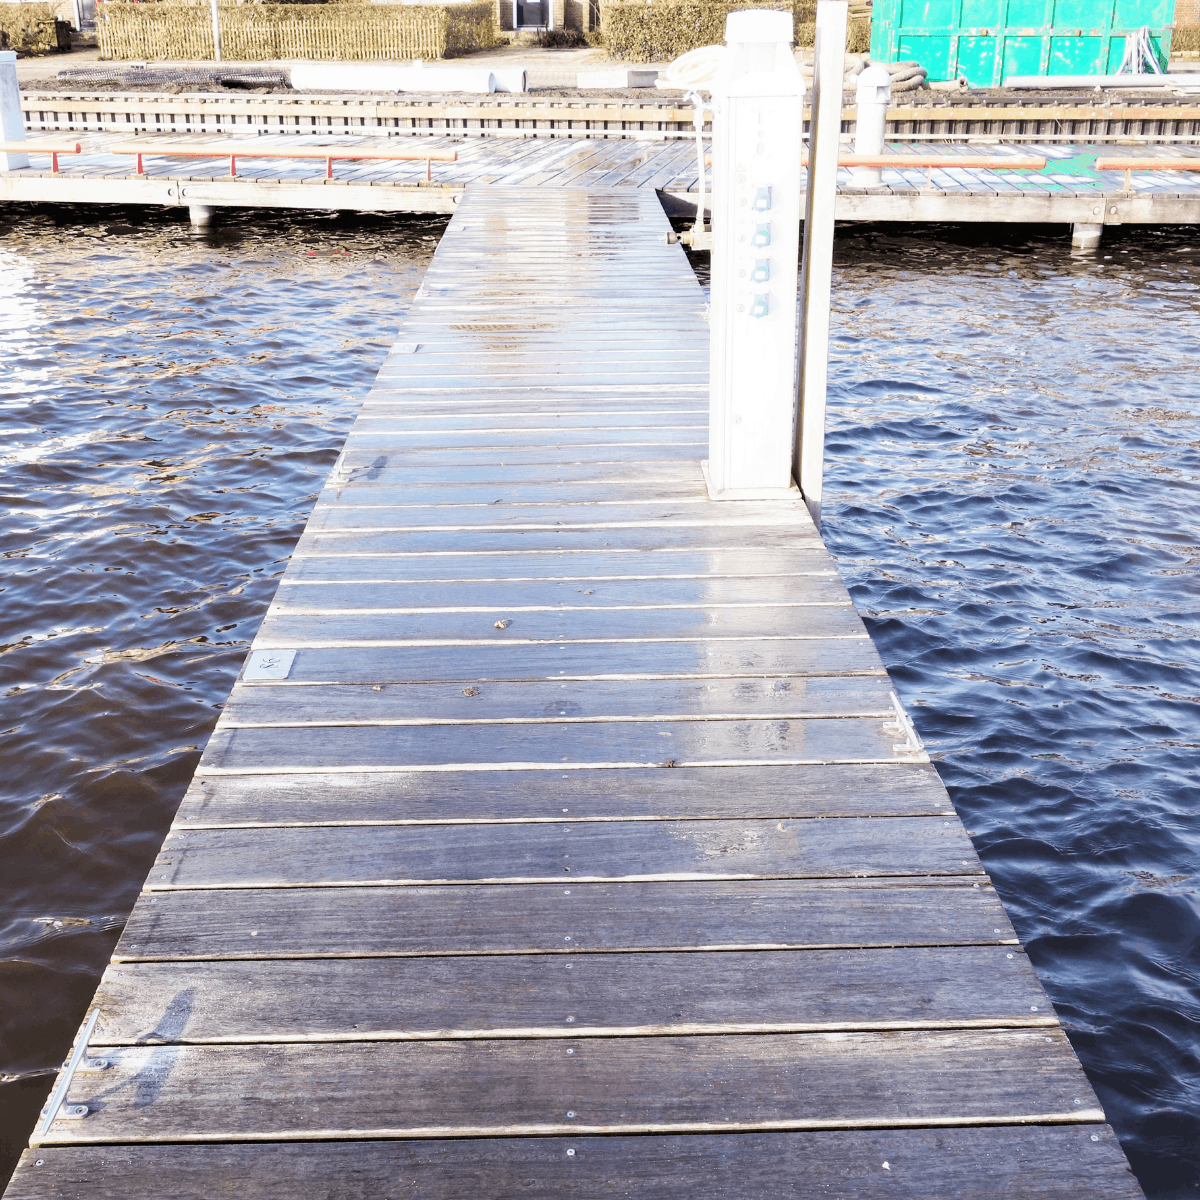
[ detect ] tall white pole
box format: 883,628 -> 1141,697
0,51 -> 28,171
209,0 -> 223,62
705,8 -> 804,500
795,0 -> 847,529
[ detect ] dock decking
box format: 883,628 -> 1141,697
3,185 -> 1144,1199
3,133 -> 1200,229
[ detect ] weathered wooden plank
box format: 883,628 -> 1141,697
220,676 -> 895,727
328,425 -> 706,450
35,1029 -> 1101,1143
285,547 -> 839,582
146,816 -> 976,889
327,456 -> 705,486
173,762 -> 951,827
319,479 -> 713,505
114,878 -> 1018,961
307,500 -> 814,532
292,525 -> 816,557
252,604 -> 862,647
90,946 -> 1053,1044
254,639 -> 887,684
319,444 -> 707,467
4,1126 -> 1143,1200
271,575 -> 845,613
199,715 -> 913,773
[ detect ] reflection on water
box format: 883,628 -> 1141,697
0,204 -> 444,1183
821,225 -> 1200,1200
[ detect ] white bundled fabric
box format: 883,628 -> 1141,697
1118,25 -> 1164,75
656,44 -> 727,89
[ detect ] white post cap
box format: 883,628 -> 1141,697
0,51 -> 18,63
856,62 -> 892,99
724,9 -> 794,44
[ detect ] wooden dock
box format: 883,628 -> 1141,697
3,132 -> 1200,232
19,86 -> 1200,145
3,184 -> 1144,1199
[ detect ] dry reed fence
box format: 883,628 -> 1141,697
599,0 -> 870,61
97,0 -> 499,60
0,0 -> 69,51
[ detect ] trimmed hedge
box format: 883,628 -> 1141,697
97,0 -> 500,61
599,0 -> 869,61
601,0 -> 801,61
0,1 -> 68,52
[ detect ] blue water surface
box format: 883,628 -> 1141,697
822,225 -> 1200,1199
0,203 -> 1197,1198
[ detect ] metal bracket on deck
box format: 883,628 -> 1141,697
884,690 -> 925,757
30,1009 -> 104,1143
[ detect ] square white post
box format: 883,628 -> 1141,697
796,0 -> 844,530
705,9 -> 804,501
1,50 -> 29,171
794,0 -> 847,529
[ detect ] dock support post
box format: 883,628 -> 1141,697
0,51 -> 29,172
189,204 -> 216,227
704,8 -> 804,500
209,0 -> 223,62
851,64 -> 891,188
1072,221 -> 1103,250
795,0 -> 848,530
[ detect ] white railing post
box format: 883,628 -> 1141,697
209,0 -> 223,62
705,8 -> 804,501
794,0 -> 848,529
0,51 -> 29,171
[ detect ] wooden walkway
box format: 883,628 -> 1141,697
4,133 -> 1200,229
4,185 -> 1143,1199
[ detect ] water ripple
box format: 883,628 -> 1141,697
0,203 -> 444,1180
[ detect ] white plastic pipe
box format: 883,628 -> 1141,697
706,8 -> 804,500
1006,73 -> 1200,88
851,62 -> 890,187
0,51 -> 28,171
493,68 -> 528,93
289,63 -> 497,93
795,0 -> 848,529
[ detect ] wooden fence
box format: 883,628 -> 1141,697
97,1 -> 499,61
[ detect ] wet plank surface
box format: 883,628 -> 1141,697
4,185 -> 1140,1199
6,1127 -> 1143,1200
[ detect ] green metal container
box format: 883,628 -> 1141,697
869,0 -> 1174,86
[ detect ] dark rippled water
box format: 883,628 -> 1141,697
0,204 -> 443,1182
821,226 -> 1200,1200
1,206 -> 1197,1198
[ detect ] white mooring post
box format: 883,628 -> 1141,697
705,9 -> 804,500
851,62 -> 891,188
0,51 -> 29,172
795,0 -> 849,529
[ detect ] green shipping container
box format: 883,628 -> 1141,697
869,0 -> 1174,86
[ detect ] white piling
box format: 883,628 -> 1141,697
0,50 -> 29,172
795,0 -> 848,530
189,204 -> 215,227
705,8 -> 805,500
209,0 -> 223,62
851,62 -> 891,188
1072,222 -> 1103,250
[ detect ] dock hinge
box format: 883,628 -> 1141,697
30,1009 -> 108,1144
885,690 -> 926,757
